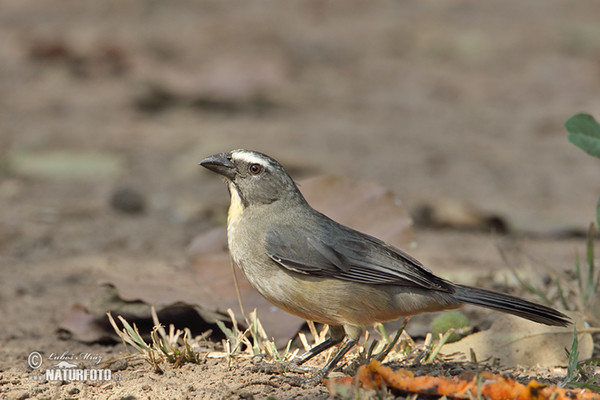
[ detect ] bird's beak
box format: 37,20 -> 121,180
199,152 -> 237,180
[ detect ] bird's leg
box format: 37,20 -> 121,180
314,325 -> 362,378
291,325 -> 362,381
295,337 -> 341,365
317,336 -> 358,378
295,325 -> 345,365
283,333 -> 359,388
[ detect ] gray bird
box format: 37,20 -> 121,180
200,149 -> 569,377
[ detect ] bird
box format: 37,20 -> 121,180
200,149 -> 570,377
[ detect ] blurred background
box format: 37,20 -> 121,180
1,0 -> 600,371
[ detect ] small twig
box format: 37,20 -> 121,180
230,254 -> 247,322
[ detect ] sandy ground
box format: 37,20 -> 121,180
1,1 -> 600,399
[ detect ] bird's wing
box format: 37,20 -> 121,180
265,223 -> 453,291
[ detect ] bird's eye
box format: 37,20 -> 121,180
249,163 -> 262,175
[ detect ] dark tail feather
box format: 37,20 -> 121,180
454,284 -> 570,326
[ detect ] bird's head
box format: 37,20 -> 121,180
200,149 -> 304,208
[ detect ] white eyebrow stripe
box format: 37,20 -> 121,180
231,151 -> 268,165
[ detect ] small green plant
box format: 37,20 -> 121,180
431,312 -> 471,343
109,305 -> 296,374
564,113 -> 600,324
566,113 -> 600,157
574,223 -> 599,321
420,329 -> 459,364
512,113 -> 600,321
372,320 -> 407,362
107,306 -> 209,372
351,318 -> 455,370
561,326 -> 581,388
563,113 -> 600,391
215,308 -> 294,367
565,113 -> 600,227
560,327 -> 600,391
342,319 -> 411,376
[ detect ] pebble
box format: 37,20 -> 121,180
110,187 -> 146,214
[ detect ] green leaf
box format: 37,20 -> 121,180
565,113 -> 600,159
587,223 -> 596,304
560,327 -> 579,388
215,320 -> 234,339
575,252 -> 583,296
555,280 -> 570,311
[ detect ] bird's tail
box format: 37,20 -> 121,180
454,284 -> 570,326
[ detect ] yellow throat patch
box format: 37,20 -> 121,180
227,183 -> 245,225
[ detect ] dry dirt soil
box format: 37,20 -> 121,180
1,1 -> 600,399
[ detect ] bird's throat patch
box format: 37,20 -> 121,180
227,183 -> 246,224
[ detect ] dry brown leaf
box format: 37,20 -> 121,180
59,304 -> 108,343
440,314 -> 593,367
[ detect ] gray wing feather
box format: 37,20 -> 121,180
265,224 -> 452,291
